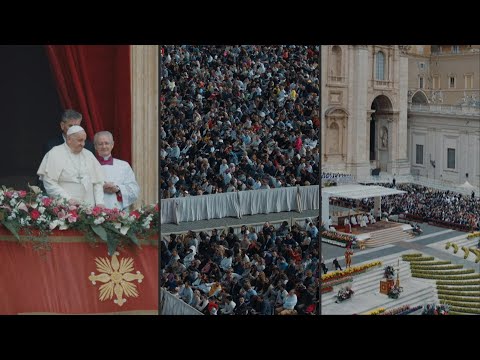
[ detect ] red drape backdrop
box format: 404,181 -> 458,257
0,231 -> 158,314
45,45 -> 132,164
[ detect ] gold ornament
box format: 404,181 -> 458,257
89,251 -> 144,306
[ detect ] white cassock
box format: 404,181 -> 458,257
37,143 -> 105,206
100,158 -> 140,210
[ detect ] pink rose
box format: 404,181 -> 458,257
42,197 -> 53,207
18,190 -> 27,198
31,209 -> 41,220
67,210 -> 78,223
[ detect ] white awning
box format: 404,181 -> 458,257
322,184 -> 406,199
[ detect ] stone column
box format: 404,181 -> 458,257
350,46 -> 370,178
131,45 -> 158,207
395,51 -> 411,176
374,196 -> 382,219
322,193 -> 330,226
321,46 -> 328,165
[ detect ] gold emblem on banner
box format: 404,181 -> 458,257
88,251 -> 144,306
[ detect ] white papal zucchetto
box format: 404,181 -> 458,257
67,125 -> 85,136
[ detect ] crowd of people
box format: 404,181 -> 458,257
160,219 -> 320,315
361,183 -> 480,230
160,45 -> 320,199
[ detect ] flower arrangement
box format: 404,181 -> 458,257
381,305 -> 410,316
363,307 -> 385,315
422,303 -> 449,315
321,230 -> 357,245
321,261 -> 382,281
321,276 -> 353,289
0,186 -> 159,254
467,232 -> 480,239
321,286 -> 333,294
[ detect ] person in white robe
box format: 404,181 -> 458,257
360,215 -> 367,227
93,131 -> 140,210
363,214 -> 369,225
37,125 -> 105,207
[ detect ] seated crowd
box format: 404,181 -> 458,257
360,183 -> 480,230
160,219 -> 320,315
160,45 -> 320,199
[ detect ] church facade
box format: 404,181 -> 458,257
321,45 -> 480,188
406,45 -> 480,188
321,45 -> 411,180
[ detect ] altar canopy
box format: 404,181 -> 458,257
322,184 -> 406,199
322,184 -> 406,224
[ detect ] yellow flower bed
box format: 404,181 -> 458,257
363,307 -> 386,315
321,261 -> 382,281
467,232 -> 480,239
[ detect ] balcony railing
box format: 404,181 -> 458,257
373,80 -> 393,88
409,103 -> 480,116
328,76 -> 346,83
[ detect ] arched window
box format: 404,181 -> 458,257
331,46 -> 342,76
376,51 -> 385,80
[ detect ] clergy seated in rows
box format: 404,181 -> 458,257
369,214 -> 376,224
94,131 -> 140,210
356,214 -> 363,226
37,125 -> 105,207
350,216 -> 357,226
344,217 -> 351,233
359,215 -> 367,227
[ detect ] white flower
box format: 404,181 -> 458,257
49,220 -> 60,230
114,222 -> 122,230
59,221 -> 69,230
120,226 -> 130,235
17,202 -> 29,213
30,202 -> 38,209
94,217 -> 105,225
38,206 -> 46,214
9,199 -> 17,207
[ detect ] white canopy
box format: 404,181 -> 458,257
323,184 -> 406,200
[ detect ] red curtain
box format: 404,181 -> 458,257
45,45 -> 132,164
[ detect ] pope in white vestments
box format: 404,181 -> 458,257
37,125 -> 105,206
94,131 -> 140,210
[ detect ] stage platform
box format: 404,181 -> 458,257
333,221 -> 413,248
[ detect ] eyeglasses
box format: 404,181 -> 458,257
96,142 -> 112,146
